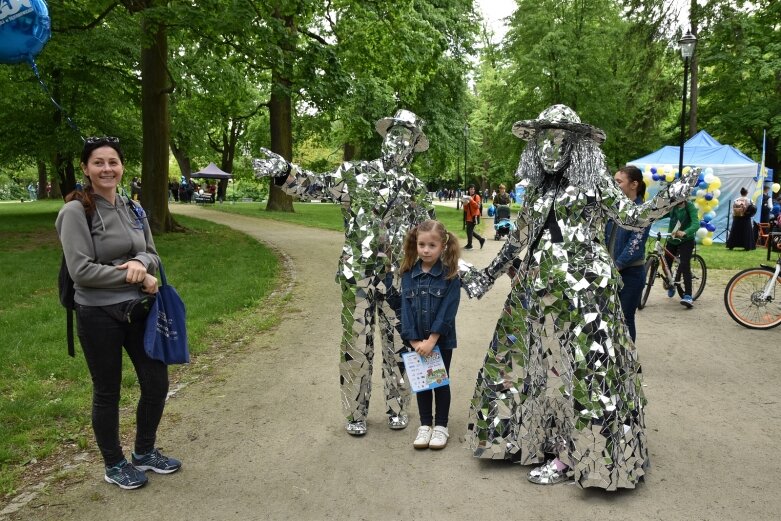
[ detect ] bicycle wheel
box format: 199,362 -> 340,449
638,255 -> 659,310
673,254 -> 707,300
723,267 -> 781,329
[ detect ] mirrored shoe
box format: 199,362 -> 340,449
346,420 -> 367,436
387,414 -> 409,430
527,460 -> 570,485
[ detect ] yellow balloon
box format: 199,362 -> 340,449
702,237 -> 713,246
665,173 -> 675,182
710,198 -> 719,207
708,179 -> 722,190
773,183 -> 780,193
682,166 -> 691,175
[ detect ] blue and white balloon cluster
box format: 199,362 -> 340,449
644,165 -> 720,245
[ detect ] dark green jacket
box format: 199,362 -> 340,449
666,201 -> 699,245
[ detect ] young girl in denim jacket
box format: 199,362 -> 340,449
399,220 -> 461,449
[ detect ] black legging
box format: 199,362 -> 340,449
665,240 -> 695,296
466,221 -> 483,248
76,304 -> 169,467
416,347 -> 453,427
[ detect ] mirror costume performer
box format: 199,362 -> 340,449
461,105 -> 696,490
253,110 -> 434,436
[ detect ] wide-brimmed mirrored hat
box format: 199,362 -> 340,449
375,109 -> 429,152
512,104 -> 606,144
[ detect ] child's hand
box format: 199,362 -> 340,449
415,342 -> 434,357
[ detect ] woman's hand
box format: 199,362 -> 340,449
117,259 -> 147,284
140,273 -> 159,294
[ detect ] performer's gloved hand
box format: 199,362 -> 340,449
253,147 -> 291,185
668,167 -> 700,201
459,263 -> 495,300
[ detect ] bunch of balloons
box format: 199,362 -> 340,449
644,165 -> 721,246
0,0 -> 50,65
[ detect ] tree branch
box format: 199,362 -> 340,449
56,2 -> 121,32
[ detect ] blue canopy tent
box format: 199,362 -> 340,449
628,131 -> 772,242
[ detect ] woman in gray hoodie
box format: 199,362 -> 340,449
56,137 -> 181,490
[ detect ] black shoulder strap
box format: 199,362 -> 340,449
66,209 -> 93,357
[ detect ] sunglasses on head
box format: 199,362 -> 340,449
84,136 -> 120,145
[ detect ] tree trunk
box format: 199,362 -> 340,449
37,161 -> 48,199
139,11 -> 173,233
344,142 -> 357,161
266,10 -> 294,212
170,141 -> 192,180
53,151 -> 73,199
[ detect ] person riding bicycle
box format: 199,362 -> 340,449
666,199 -> 699,308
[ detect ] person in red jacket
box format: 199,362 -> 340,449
463,184 -> 485,250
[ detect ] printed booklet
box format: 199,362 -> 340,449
402,346 -> 450,393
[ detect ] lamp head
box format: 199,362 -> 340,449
679,29 -> 697,59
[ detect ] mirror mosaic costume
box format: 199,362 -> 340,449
461,105 -> 696,490
253,110 -> 434,436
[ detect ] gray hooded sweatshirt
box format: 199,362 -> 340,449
55,194 -> 159,307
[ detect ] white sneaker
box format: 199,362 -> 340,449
428,426 -> 449,449
413,426 -> 432,449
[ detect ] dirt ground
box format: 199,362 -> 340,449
4,204 -> 780,521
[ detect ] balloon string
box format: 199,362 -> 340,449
29,58 -> 84,140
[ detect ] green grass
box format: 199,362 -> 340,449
0,201 -> 279,496
209,200 -> 478,240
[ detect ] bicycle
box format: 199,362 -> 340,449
638,232 -> 707,309
723,252 -> 781,329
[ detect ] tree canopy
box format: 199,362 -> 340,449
0,0 -> 777,227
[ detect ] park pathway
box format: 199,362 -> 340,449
7,204 -> 781,521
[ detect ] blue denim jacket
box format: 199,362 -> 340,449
400,260 -> 461,349
605,197 -> 650,271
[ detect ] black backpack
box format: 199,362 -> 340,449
58,209 -> 92,357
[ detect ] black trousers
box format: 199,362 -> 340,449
665,240 -> 695,296
76,304 -> 169,467
466,221 -> 483,248
416,347 -> 453,427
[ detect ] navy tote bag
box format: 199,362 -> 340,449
144,262 -> 190,364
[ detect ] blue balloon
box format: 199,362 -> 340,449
704,193 -> 714,201
703,213 -> 713,222
698,181 -> 708,189
700,220 -> 708,227
705,223 -> 716,232
0,0 -> 50,64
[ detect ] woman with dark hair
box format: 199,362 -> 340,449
605,165 -> 650,341
55,137 -> 181,490
726,187 -> 756,250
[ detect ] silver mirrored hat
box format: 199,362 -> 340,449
512,104 -> 606,144
375,109 -> 429,152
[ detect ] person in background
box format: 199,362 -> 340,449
726,187 -> 756,251
463,184 -> 485,250
399,220 -> 461,450
760,185 -> 771,224
605,166 -> 650,342
665,198 -> 700,308
56,137 -> 181,490
493,184 -> 511,206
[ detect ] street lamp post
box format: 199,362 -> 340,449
678,29 -> 697,178
463,122 -> 469,187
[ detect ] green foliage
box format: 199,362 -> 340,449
697,0 -> 781,174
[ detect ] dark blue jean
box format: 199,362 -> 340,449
619,265 -> 645,342
416,347 -> 453,427
76,304 -> 169,467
